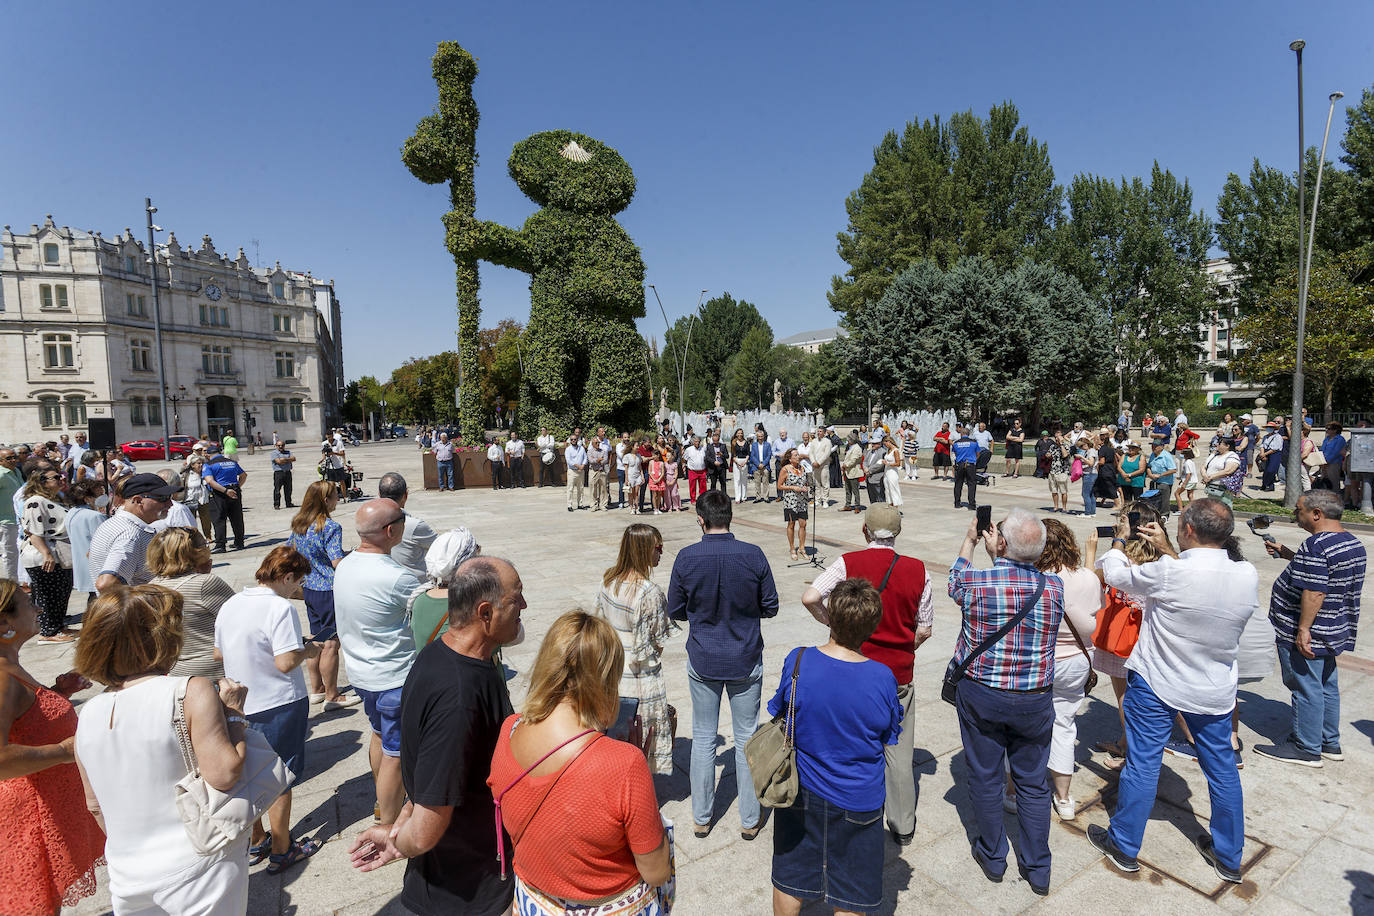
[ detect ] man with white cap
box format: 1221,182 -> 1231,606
802,504 -> 933,845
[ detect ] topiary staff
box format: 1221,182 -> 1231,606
402,41 -> 484,444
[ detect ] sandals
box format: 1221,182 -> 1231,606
249,833 -> 273,866
266,837 -> 323,875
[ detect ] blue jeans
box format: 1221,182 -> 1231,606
1080,472 -> 1098,515
955,677 -> 1053,886
617,468 -> 626,506
1110,672 -> 1243,870
1277,644 -> 1341,754
687,660 -> 762,830
437,459 -> 454,489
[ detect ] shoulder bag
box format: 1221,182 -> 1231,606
744,648 -> 805,808
1064,615 -> 1099,693
494,725 -> 599,880
172,677 -> 292,856
1092,587 -> 1142,658
941,573 -> 1045,705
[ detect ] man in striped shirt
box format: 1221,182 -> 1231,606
947,508 -> 1064,895
1258,489 -> 1366,767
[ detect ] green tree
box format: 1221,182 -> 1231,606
1229,253 -> 1374,421
1343,86 -> 1374,252
1055,164 -> 1213,410
658,293 -> 770,411
829,101 -> 1061,317
476,320 -> 525,422
723,326 -> 776,410
800,341 -> 862,418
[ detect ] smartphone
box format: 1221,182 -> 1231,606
1096,525 -> 1116,538
1127,511 -> 1141,536
976,505 -> 992,535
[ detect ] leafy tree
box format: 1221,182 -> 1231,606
1055,164 -> 1214,410
829,102 -> 1060,317
1229,252 -> 1374,421
1340,86 -> 1374,258
657,293 -> 770,411
723,326 -> 776,410
769,345 -> 811,411
476,320 -> 525,420
800,341 -> 863,418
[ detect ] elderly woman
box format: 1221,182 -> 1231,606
770,578 -> 901,916
408,528 -> 482,647
214,546 -> 322,874
181,454 -> 212,540
0,580 -> 103,916
779,448 -> 811,560
75,585 -> 252,915
148,527 -> 236,677
64,480 -> 106,610
21,468 -> 75,642
882,435 -> 904,509
596,523 -> 674,775
488,610 -> 671,914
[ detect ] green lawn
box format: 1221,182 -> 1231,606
1232,495 -> 1374,526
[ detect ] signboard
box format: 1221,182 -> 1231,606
1211,393 -> 1224,407
1349,428 -> 1374,473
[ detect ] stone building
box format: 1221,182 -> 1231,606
0,215 -> 344,446
777,326 -> 846,354
1199,258 -> 1262,409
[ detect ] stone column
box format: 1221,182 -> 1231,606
1251,397 -> 1269,429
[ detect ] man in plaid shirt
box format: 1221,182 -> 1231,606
947,508 -> 1064,895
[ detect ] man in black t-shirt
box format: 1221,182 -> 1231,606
348,557 -> 526,915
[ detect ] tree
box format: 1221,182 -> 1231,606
1229,253 -> 1374,421
658,293 -> 770,411
1340,86 -> 1374,260
829,102 -> 1061,317
1055,164 -> 1214,411
723,326 -> 776,410
800,341 -> 862,418
476,320 -> 525,422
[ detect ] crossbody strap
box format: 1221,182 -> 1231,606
783,647 -> 805,749
952,573 -> 1045,681
494,726 -> 598,880
876,554 -> 901,593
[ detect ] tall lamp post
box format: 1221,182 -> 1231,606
166,385 -> 186,435
1284,82 -> 1345,508
647,285 -> 708,429
145,199 -> 172,460
378,399 -> 388,440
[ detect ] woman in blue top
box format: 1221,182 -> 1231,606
769,578 -> 901,916
286,480 -> 357,710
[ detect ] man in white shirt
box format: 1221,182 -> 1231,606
536,427 -> 558,487
485,438 -> 506,490
1067,421 -> 1087,446
565,434 -> 587,511
808,427 -> 834,508
771,427 -> 794,495
505,434 -> 526,488
432,432 -> 456,491
1175,408 -> 1189,429
334,499 -> 423,826
1088,499 -> 1258,885
615,431 -> 632,508
683,435 -> 708,507
973,422 -> 995,454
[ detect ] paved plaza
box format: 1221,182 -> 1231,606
26,441 -> 1374,915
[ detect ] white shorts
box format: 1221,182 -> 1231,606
110,846 -> 248,916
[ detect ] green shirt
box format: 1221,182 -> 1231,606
0,467 -> 19,524
222,435 -> 238,456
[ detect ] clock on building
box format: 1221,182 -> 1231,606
205,283 -> 222,301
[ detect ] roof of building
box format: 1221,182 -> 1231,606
776,326 -> 847,347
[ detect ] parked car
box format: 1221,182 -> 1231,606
168,435 -> 198,456
120,438 -> 194,461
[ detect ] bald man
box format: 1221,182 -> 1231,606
334,498 -> 423,824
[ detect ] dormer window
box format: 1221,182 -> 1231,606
124,254 -> 138,273
43,243 -> 59,264
273,281 -> 286,298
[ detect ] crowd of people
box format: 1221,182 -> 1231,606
0,410 -> 1367,915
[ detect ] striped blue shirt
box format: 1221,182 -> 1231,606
1269,530 -> 1366,656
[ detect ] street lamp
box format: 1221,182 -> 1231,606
647,285 -> 708,429
145,199 -> 172,460
1285,83 -> 1345,508
379,399 -> 388,440
166,385 -> 186,435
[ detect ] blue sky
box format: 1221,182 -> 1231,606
4,1 -> 1370,379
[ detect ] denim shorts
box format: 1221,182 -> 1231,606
772,785 -> 884,913
247,696 -> 309,787
355,685 -> 404,757
302,588 -> 337,642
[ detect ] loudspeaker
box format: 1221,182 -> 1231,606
87,418 -> 117,450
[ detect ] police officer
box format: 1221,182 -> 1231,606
951,423 -> 981,510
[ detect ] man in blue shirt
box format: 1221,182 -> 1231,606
668,490 -> 779,840
202,445 -> 247,552
1319,423 -> 1347,492
748,429 -> 774,503
951,424 -> 981,510
1145,441 -> 1178,515
1149,414 -> 1172,451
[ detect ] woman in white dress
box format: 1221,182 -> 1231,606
594,523 -> 674,775
882,436 -> 904,508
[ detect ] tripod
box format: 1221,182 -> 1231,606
788,483 -> 827,570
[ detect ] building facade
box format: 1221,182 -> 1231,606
777,326 -> 847,354
1198,258 -> 1262,409
0,216 -> 344,446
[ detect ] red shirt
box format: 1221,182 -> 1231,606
488,717 -> 664,900
1176,428 -> 1199,451
934,430 -> 951,455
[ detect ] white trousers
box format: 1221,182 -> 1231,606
0,520 -> 18,581
111,848 -> 248,916
732,464 -> 748,502
884,468 -> 903,506
1049,653 -> 1091,775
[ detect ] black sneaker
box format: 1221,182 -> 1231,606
1194,834 -> 1241,884
1253,741 -> 1323,768
1087,824 -> 1139,873
1017,865 -> 1049,896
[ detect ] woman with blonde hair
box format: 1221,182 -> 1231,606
882,435 -> 903,509
488,610 -> 671,915
148,527 -> 236,677
0,580 -> 104,916
595,524 -> 674,775
74,585 -> 253,915
285,480 -> 354,709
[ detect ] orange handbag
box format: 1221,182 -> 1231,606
1092,587 -> 1142,658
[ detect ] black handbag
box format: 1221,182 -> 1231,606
942,573 -> 1046,706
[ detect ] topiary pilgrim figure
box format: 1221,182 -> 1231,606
446,130 -> 650,434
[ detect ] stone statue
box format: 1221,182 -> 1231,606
659,386 -> 668,416
715,388 -> 722,413
771,378 -> 783,413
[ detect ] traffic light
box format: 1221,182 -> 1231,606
242,407 -> 255,429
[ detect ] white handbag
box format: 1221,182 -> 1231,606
172,678 -> 292,855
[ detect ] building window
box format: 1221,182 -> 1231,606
56,286 -> 69,309
1213,369 -> 1230,385
223,346 -> 232,373
131,338 -> 152,371
147,397 -> 161,425
64,396 -> 86,427
130,397 -> 145,425
272,282 -> 285,298
41,285 -> 71,309
273,313 -> 293,333
199,303 -> 208,324
289,398 -> 304,422
272,398 -> 288,423
126,293 -> 148,317
39,397 -> 62,427
124,254 -> 138,273
201,345 -> 233,375
43,243 -> 59,264
42,333 -> 74,368
275,351 -> 295,378
40,284 -> 53,309
198,304 -> 228,326
1217,328 -> 1229,342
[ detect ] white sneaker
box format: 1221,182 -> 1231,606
1052,796 -> 1076,821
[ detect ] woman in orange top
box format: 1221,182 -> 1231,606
489,611 -> 671,914
0,580 -> 104,916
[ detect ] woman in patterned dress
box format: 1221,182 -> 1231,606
595,524 -> 675,775
20,469 -> 75,643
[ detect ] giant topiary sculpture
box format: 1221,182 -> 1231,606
403,43 -> 649,437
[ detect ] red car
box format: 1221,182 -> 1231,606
120,438 -> 196,461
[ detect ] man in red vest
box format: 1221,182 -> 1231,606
801,503 -> 933,845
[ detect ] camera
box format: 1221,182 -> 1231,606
1247,514 -> 1277,544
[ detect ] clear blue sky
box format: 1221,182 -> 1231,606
4,1 -> 1370,380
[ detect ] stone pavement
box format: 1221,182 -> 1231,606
22,442 -> 1373,915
